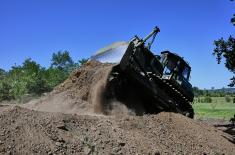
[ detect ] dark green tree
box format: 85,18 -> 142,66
0,80 -> 12,101
0,68 -> 6,80
78,58 -> 89,66
213,0 -> 235,87
213,37 -> 235,87
232,14 -> 235,26
193,87 -> 204,97
21,59 -> 49,94
204,96 -> 212,103
44,67 -> 68,89
0,51 -> 87,102
51,51 -> 74,70
47,51 -> 75,88
225,96 -> 232,102
5,59 -> 49,99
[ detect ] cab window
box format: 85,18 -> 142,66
182,66 -> 190,81
164,59 -> 176,75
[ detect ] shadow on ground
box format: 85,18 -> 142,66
214,123 -> 235,144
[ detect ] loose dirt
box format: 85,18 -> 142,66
23,61 -> 114,115
0,61 -> 234,154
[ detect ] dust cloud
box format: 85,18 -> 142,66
22,61 -> 135,116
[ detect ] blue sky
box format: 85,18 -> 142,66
0,0 -> 234,89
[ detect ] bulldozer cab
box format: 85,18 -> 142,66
161,51 -> 191,85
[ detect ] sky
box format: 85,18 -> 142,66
0,0 -> 234,89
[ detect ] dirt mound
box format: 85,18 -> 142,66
24,61 -> 138,115
2,61 -> 233,154
23,61 -> 115,115
0,106 -> 234,155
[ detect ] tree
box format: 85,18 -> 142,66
213,36 -> 235,87
213,1 -> 235,87
232,14 -> 235,25
0,80 -> 13,101
193,87 -> 204,97
0,50 -> 87,102
48,51 -> 75,88
44,67 -> 68,89
204,96 -> 212,103
48,52 -> 87,88
231,0 -> 235,25
225,96 -> 231,102
51,51 -> 74,70
23,59 -> 49,93
1,58 -> 50,99
78,58 -> 89,66
0,68 -> 6,80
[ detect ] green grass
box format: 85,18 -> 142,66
193,97 -> 235,120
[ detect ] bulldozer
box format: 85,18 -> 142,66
91,27 -> 194,118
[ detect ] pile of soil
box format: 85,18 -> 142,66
0,106 -> 234,155
0,61 -> 234,154
23,61 -> 114,115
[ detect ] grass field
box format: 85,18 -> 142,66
193,97 -> 235,120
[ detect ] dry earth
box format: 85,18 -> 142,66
0,61 -> 234,155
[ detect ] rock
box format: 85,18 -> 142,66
56,124 -> 68,131
55,142 -> 61,147
57,138 -> 65,143
6,151 -> 12,155
154,151 -> 160,155
84,146 -> 91,155
119,142 -> 125,147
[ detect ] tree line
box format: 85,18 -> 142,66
0,51 -> 88,102
193,87 -> 235,97
193,87 -> 235,103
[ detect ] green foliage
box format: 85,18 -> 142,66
21,59 -> 49,94
233,97 -> 235,103
193,87 -> 204,97
0,80 -> 13,101
0,59 -> 50,100
213,2 -> 235,87
198,98 -> 202,103
78,58 -> 89,66
203,96 -> 212,103
192,87 -> 232,97
0,68 -> 6,80
48,51 -> 78,88
232,14 -> 235,25
51,51 -> 74,70
213,37 -> 235,87
44,67 -> 68,89
0,50 -> 87,102
225,96 -> 231,102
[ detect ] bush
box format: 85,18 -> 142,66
233,97 -> 235,103
0,80 -> 13,101
204,96 -> 212,103
0,51 -> 85,102
225,96 -> 231,103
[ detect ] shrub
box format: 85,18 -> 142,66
225,96 -> 231,103
204,96 -> 212,103
0,80 -> 13,101
0,51 -> 85,103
